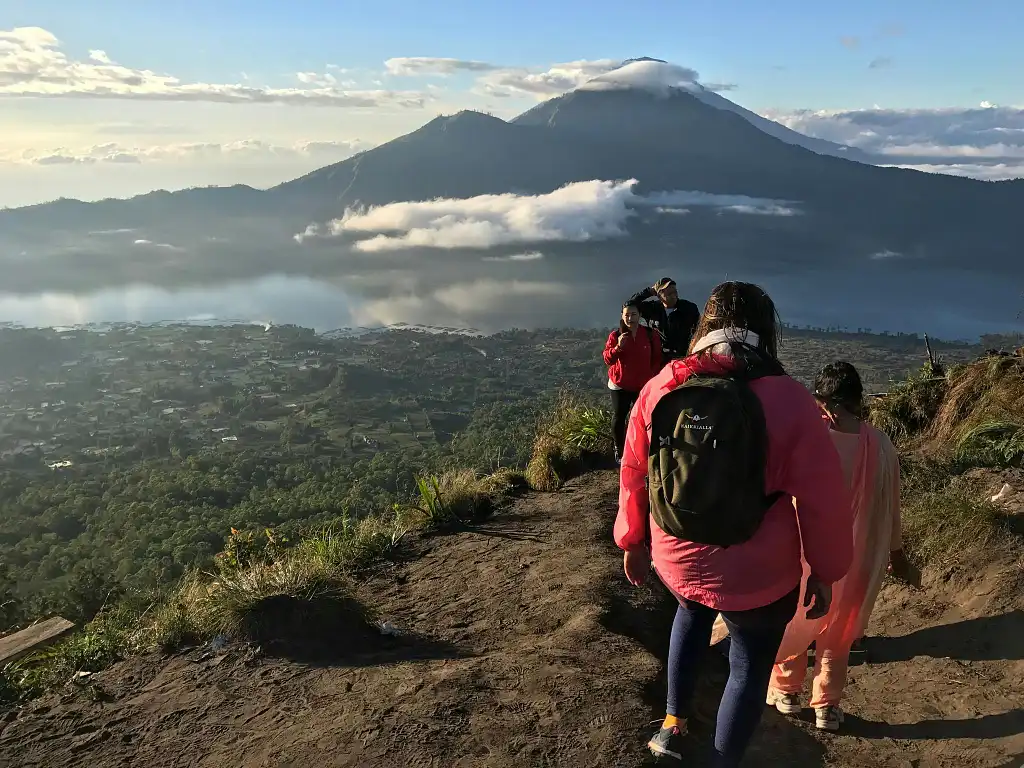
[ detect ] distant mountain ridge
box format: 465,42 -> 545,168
2,59 -> 1023,275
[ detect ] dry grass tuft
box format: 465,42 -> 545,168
148,555 -> 373,652
928,355 -> 1024,449
525,388 -> 613,491
525,434 -> 567,492
477,467 -> 529,498
401,468 -> 510,529
899,468 -> 1006,569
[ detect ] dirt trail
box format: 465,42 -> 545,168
2,471 -> 1022,767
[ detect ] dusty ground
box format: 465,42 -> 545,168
1,471 -> 1022,767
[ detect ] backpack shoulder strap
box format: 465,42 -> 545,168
724,342 -> 787,382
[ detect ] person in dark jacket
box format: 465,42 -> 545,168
603,300 -> 663,464
628,277 -> 701,361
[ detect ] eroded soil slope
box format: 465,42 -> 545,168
2,470 -> 1022,767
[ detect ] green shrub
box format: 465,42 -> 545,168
954,420 -> 1024,468
560,405 -> 613,454
870,361 -> 948,443
214,527 -> 291,575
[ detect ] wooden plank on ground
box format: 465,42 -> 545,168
0,617 -> 75,665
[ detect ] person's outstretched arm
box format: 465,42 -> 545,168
785,385 -> 854,585
628,285 -> 657,305
628,285 -> 663,325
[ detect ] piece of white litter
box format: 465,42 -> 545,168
990,483 -> 1013,502
377,621 -> 404,636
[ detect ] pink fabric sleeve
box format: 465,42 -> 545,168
785,385 -> 854,585
614,381 -> 654,552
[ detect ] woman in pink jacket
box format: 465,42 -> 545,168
614,281 -> 854,766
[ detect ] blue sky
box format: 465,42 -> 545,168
2,1 -> 1023,207
5,0 -> 1021,109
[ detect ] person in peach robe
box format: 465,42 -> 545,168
764,361 -> 915,732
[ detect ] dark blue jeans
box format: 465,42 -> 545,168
666,586 -> 799,767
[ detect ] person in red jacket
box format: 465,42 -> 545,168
603,300 -> 663,464
614,281 -> 853,766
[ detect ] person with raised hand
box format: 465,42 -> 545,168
628,277 -> 701,362
603,300 -> 663,464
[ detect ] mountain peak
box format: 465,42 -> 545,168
563,58 -> 872,162
577,59 -> 705,98
620,56 -> 668,65
426,110 -> 506,129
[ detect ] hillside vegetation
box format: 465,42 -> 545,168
4,347 -> 1021,708
1,344 -> 1023,766
872,351 -> 1024,570
0,387 -> 597,703
0,325 -> 970,629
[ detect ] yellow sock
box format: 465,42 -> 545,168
663,714 -> 681,730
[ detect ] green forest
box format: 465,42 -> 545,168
0,323 -> 982,632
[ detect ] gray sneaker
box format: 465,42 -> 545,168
647,724 -> 685,761
815,705 -> 844,732
766,688 -> 803,716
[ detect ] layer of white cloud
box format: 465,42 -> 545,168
335,179 -> 637,251
640,190 -> 798,211
133,239 -> 183,251
0,27 -> 427,107
578,61 -> 703,96
476,59 -> 624,99
2,139 -> 369,166
473,58 -> 738,101
762,105 -> 1024,179
297,180 -> 798,251
384,57 -> 500,76
481,251 -> 545,262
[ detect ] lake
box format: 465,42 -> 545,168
0,266 -> 1020,341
